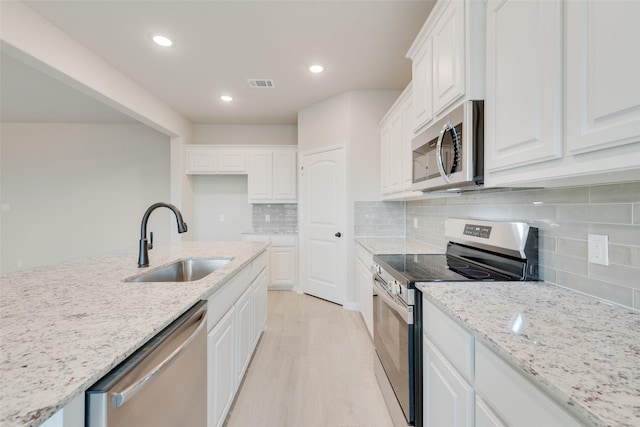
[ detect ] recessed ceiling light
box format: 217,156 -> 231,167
220,95 -> 233,102
309,64 -> 324,74
151,34 -> 174,47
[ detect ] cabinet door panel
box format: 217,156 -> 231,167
252,268 -> 268,348
476,397 -> 506,427
270,246 -> 296,286
402,98 -> 415,190
423,337 -> 474,427
236,287 -> 253,383
207,310 -> 236,427
217,150 -> 246,173
389,112 -> 403,192
412,38 -> 433,131
248,151 -> 273,201
566,0 -> 640,154
188,149 -> 217,173
432,0 -> 465,115
476,343 -> 583,427
273,151 -> 297,201
485,0 -> 563,172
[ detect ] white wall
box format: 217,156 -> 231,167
297,90 -> 399,307
297,93 -> 351,152
191,175 -> 251,241
348,90 -> 400,201
0,123 -> 171,274
0,2 -> 194,224
194,125 -> 297,145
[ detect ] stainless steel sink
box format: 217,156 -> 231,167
126,258 -> 233,282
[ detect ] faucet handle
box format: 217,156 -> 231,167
148,231 -> 154,250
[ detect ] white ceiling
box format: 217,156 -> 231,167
4,0 -> 436,125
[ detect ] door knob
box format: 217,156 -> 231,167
335,232 -> 342,238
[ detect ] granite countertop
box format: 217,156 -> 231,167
417,281 -> 640,427
355,236 -> 443,255
0,241 -> 268,427
242,228 -> 298,235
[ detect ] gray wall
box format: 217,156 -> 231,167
355,182 -> 640,311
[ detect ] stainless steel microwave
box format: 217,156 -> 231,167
412,100 -> 484,192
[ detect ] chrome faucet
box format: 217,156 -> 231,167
138,202 -> 188,268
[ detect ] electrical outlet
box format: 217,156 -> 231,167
265,214 -> 270,222
413,217 -> 418,228
219,214 -> 225,222
588,234 -> 609,266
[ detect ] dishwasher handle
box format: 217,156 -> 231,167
111,309 -> 208,408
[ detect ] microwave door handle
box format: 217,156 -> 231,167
436,121 -> 453,182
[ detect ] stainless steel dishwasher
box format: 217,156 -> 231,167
86,300 -> 207,427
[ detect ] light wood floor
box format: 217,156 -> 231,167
224,291 -> 394,427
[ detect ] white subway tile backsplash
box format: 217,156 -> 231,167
589,182 -> 640,203
558,204 -> 633,224
354,182 -> 640,310
609,244 -> 634,266
556,271 -> 634,308
556,238 -> 588,259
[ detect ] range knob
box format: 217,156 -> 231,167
372,264 -> 381,275
389,281 -> 401,295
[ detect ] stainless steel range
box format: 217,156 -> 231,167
372,218 -> 539,427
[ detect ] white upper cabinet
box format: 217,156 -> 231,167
484,0 -> 640,187
485,0 -> 563,172
412,38 -> 434,130
187,145 -> 246,174
431,0 -> 465,115
565,0 -> 640,155
407,0 -> 485,132
248,147 -> 297,204
379,84 -> 421,199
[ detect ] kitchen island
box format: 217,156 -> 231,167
0,241 -> 268,427
418,281 -> 640,427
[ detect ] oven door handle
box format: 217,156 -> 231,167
373,277 -> 413,325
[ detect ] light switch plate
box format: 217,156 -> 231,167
588,234 -> 609,266
265,214 -> 270,222
413,217 -> 418,228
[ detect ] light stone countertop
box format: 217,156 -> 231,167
0,241 -> 268,427
355,236 -> 443,255
242,228 -> 298,235
417,281 -> 640,427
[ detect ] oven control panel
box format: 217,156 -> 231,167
463,223 -> 492,239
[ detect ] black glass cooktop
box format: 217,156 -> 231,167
374,253 -> 517,284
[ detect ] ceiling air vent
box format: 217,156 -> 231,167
247,79 -> 275,88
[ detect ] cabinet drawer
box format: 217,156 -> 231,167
270,235 -> 296,246
422,298 -> 474,383
356,243 -> 373,266
476,342 -> 583,427
252,251 -> 268,278
208,266 -> 252,330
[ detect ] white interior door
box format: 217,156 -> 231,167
299,146 -> 346,305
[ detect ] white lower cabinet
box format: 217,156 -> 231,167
475,396 -> 506,427
235,286 -> 254,384
423,337 -> 474,427
207,252 -> 268,427
40,394 -> 84,427
207,309 -> 236,427
252,267 -> 268,349
242,234 -> 297,290
475,342 -> 583,427
354,243 -> 373,337
422,296 -> 585,427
